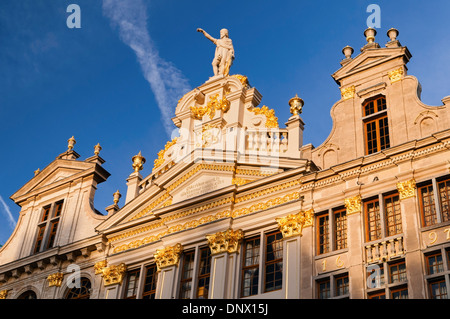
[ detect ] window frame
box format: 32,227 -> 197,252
362,95 -> 390,155
33,200 -> 64,254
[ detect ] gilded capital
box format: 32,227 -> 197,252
206,228 -> 244,255
47,272 -> 64,287
388,67 -> 404,83
0,290 -> 8,299
397,179 -> 416,200
345,195 -> 362,215
154,243 -> 183,271
276,209 -> 314,238
340,86 -> 355,101
94,260 -> 108,275
101,263 -> 127,286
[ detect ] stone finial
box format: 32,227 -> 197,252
387,28 -> 399,42
364,27 -> 377,43
131,151 -> 146,173
289,94 -> 304,116
94,143 -> 102,155
113,190 -> 121,205
342,45 -> 354,59
67,136 -> 76,151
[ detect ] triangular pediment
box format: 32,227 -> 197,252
11,159 -> 104,203
332,46 -> 412,84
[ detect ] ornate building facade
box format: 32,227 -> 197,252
1,27 -> 450,300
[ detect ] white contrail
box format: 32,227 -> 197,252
102,0 -> 190,136
0,195 -> 16,229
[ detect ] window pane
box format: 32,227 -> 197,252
334,209 -> 347,250
384,193 -> 402,236
142,264 -> 158,299
335,274 -> 349,296
179,251 -> 195,299
317,214 -> 329,254
241,237 -> 260,297
317,279 -> 330,299
427,253 -> 444,275
389,261 -> 407,284
197,247 -> 211,299
419,184 -> 437,227
429,280 -> 448,299
438,179 -> 450,222
46,220 -> 59,249
124,269 -> 140,299
391,287 -> 408,299
264,231 -> 283,292
366,199 -> 381,241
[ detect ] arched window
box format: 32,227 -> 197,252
17,290 -> 37,299
363,95 -> 390,155
65,277 -> 91,299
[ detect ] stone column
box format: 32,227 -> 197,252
344,195 -> 365,299
397,179 -> 425,298
206,228 -> 243,299
276,209 -> 313,299
154,243 -> 183,299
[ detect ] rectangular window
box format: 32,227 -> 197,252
365,199 -> 381,241
33,201 -> 63,254
368,291 -> 386,299
197,247 -> 211,299
124,269 -> 140,299
264,231 -> 283,292
363,96 -> 390,155
317,278 -> 330,299
179,250 -> 195,299
317,214 -> 330,254
384,193 -> 402,236
367,264 -> 385,288
241,236 -> 260,297
391,287 -> 408,299
389,261 -> 407,284
429,279 -> 448,299
418,183 -> 437,227
142,264 -> 158,299
335,274 -> 349,296
426,252 -> 444,275
438,178 -> 450,223
334,208 -> 347,250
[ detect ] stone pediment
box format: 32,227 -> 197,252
333,46 -> 412,85
10,157 -> 108,205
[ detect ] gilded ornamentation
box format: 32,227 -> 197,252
388,68 -> 404,83
196,123 -> 221,148
94,143 -> 102,155
289,94 -> 304,116
231,177 -> 251,186
340,86 -> 355,100
94,260 -> 108,275
249,105 -> 279,128
113,190 -> 121,205
232,191 -> 301,218
190,94 -> 231,120
206,228 -> 244,255
276,209 -> 314,238
101,263 -> 127,286
231,74 -> 250,88
67,136 -> 76,151
153,138 -> 178,170
47,272 -> 64,287
0,290 -> 7,299
132,151 -> 146,173
345,195 -> 362,215
397,179 -> 416,200
154,243 -> 183,270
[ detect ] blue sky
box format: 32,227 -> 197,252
1,0 -> 449,245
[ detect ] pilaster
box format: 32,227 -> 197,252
154,243 -> 183,299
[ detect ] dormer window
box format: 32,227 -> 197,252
33,200 -> 63,254
363,95 -> 390,155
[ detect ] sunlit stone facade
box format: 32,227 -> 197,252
1,28 -> 450,300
